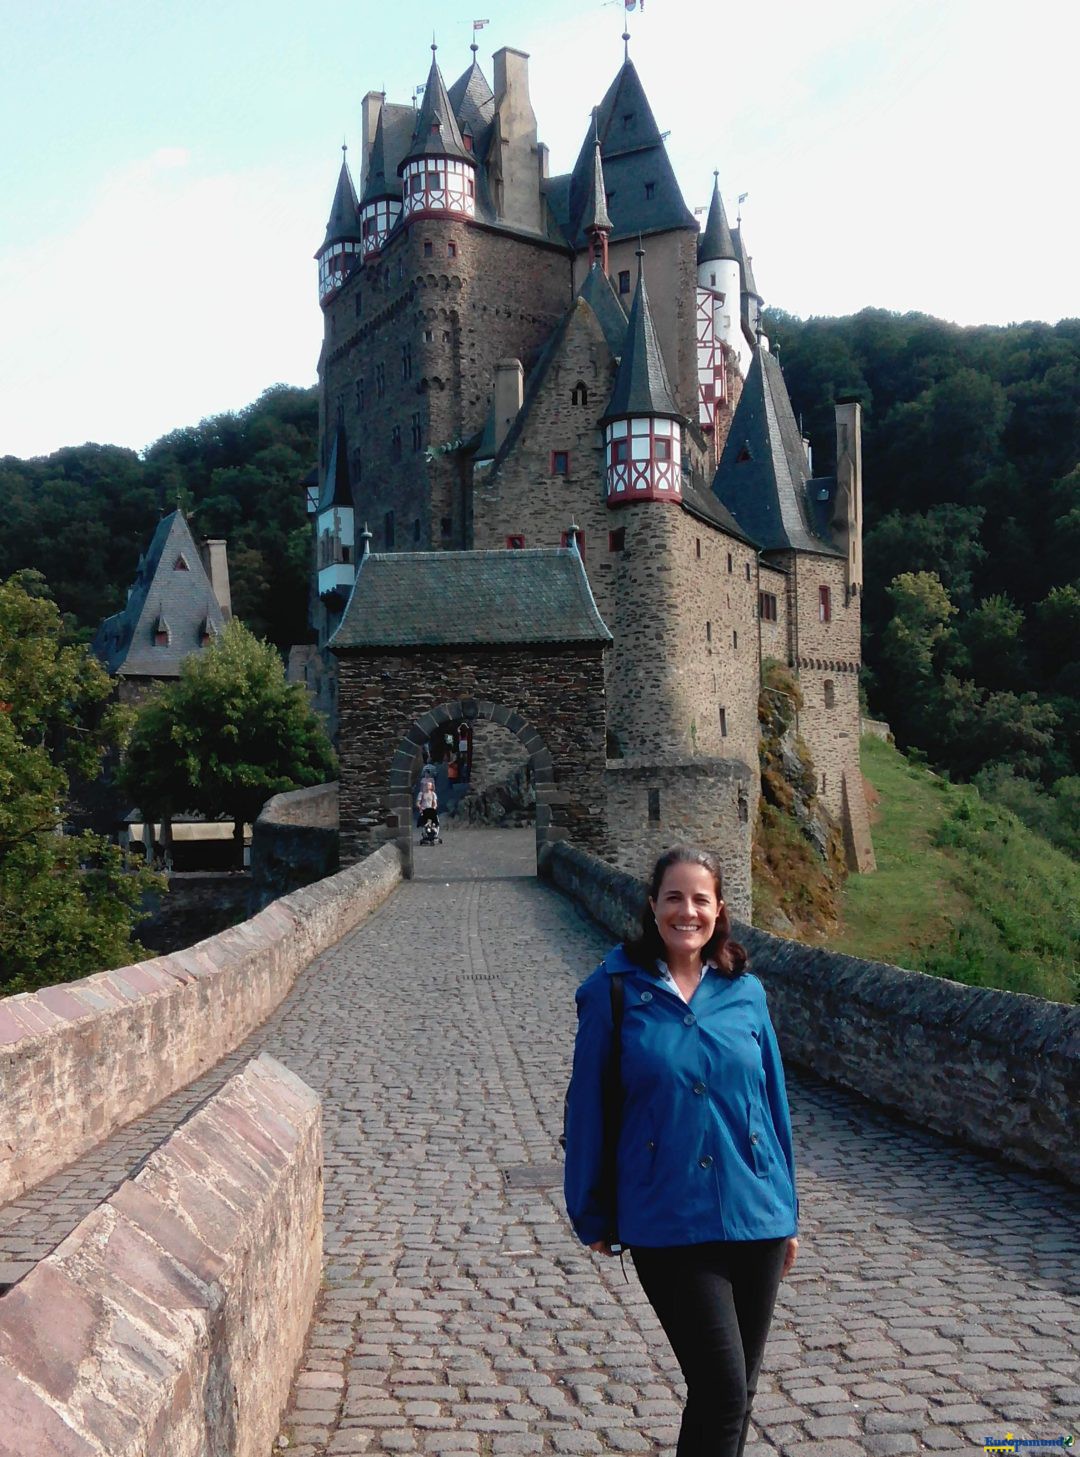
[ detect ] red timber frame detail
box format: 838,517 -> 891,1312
695,287 -> 727,430
361,199 -> 402,259
401,159 -> 477,222
319,243 -> 360,304
604,417 -> 683,505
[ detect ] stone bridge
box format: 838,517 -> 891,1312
1,831 -> 1078,1456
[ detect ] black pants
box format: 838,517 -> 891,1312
631,1238 -> 787,1457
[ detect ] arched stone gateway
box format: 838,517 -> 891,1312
329,544 -> 612,871
387,699 -> 559,877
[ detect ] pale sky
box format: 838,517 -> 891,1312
1,0 -> 1077,460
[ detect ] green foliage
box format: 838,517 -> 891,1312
0,574 -> 162,992
0,384 -> 318,651
119,620 -> 336,867
767,307 -> 1080,799
830,736 -> 1079,1003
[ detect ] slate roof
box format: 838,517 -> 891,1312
551,59 -> 697,248
578,264 -> 628,355
330,548 -> 612,649
448,58 -> 495,140
601,256 -> 682,422
319,423 -> 352,511
698,175 -> 737,263
93,511 -> 226,678
680,477 -> 758,546
401,51 -> 473,168
732,225 -> 760,299
585,138 -> 613,233
320,155 -> 363,250
711,350 -> 841,556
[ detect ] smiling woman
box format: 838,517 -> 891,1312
563,844 -> 800,1457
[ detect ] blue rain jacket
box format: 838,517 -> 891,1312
564,944 -> 799,1248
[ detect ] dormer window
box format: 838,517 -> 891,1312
200,618 -> 217,647
622,113 -> 634,129
644,181 -> 655,199
618,270 -> 631,295
736,442 -> 753,463
173,554 -> 189,571
464,134 -> 474,152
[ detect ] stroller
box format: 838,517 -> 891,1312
416,778 -> 442,846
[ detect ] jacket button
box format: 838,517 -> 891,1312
640,990 -> 652,1002
683,1013 -> 695,1026
646,1140 -> 656,1150
750,1133 -> 760,1144
699,1155 -> 713,1169
692,1082 -> 706,1095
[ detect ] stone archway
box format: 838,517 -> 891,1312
387,698 -> 558,878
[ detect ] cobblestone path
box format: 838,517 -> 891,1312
2,829 -> 1078,1456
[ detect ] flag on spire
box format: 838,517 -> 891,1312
473,17 -> 489,29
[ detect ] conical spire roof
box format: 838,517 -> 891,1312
402,46 -> 473,168
360,110 -> 400,204
585,134 -> 612,234
733,225 -> 760,299
319,422 -> 353,511
601,252 -> 681,422
321,153 -> 363,250
698,173 -> 737,264
448,57 -> 495,136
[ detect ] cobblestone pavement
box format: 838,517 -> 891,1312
3,828 -> 1079,1455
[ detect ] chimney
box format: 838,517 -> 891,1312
359,91 -> 385,195
832,399 -> 863,594
494,359 -> 524,451
492,49 -> 541,232
199,539 -> 232,621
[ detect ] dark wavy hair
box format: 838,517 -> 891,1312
624,846 -> 747,978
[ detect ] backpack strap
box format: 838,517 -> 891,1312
600,974 -> 625,1245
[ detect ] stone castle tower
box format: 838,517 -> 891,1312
309,35 -> 875,913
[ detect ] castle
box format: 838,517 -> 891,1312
308,34 -> 874,914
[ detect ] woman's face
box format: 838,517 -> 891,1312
649,861 -> 720,963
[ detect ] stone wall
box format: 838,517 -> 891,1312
335,645 -> 608,864
604,757 -> 754,923
250,783 -> 340,911
467,721 -> 530,794
539,840 -> 1080,1186
137,872 -> 252,956
0,843 -> 402,1207
0,1054 -> 322,1457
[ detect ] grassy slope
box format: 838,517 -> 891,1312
826,736 -> 1080,1004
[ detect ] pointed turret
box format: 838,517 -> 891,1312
316,422 -> 356,607
698,174 -> 737,264
399,44 -> 478,222
697,172 -> 745,400
359,110 -> 403,259
601,250 -> 684,506
584,112 -> 612,272
316,149 -> 363,304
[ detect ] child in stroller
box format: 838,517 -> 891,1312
416,776 -> 441,845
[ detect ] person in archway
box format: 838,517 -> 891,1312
563,846 -> 799,1457
415,775 -> 440,841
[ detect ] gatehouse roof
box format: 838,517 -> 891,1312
330,547 -> 612,650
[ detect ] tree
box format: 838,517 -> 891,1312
119,620 -> 336,867
0,573 -> 161,992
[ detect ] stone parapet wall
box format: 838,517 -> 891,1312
250,783 -> 341,911
539,841 -> 1080,1186
0,1053 -> 322,1457
0,843 -> 402,1207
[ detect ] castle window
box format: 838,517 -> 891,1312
611,437 -> 629,465
695,538 -> 701,559
738,790 -> 749,824
411,412 -> 422,451
644,181 -> 655,199
727,552 -> 733,573
745,562 -> 751,581
821,772 -> 827,794
551,451 -> 570,476
618,270 -> 631,296
391,425 -> 402,460
560,529 -> 585,560
173,554 -> 189,571
719,707 -> 728,737
622,112 -> 635,129
609,527 -> 626,552
424,328 -> 434,342
647,787 -> 660,822
342,545 -> 352,563
384,510 -> 395,549
824,680 -> 836,709
447,241 -> 458,258
154,629 -> 169,647
506,534 -> 526,550
732,630 -> 738,649
464,134 -> 474,152
706,621 -> 712,642
423,240 -> 433,257
410,174 -> 422,195
819,585 -> 832,622
572,381 -> 588,406
441,516 -> 453,538
710,272 -> 716,286
413,518 -> 421,543
402,342 -> 412,380
355,378 -> 364,411
759,591 -> 777,621
375,363 -> 386,399
655,437 -> 672,461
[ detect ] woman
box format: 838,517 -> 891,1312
563,846 -> 799,1457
